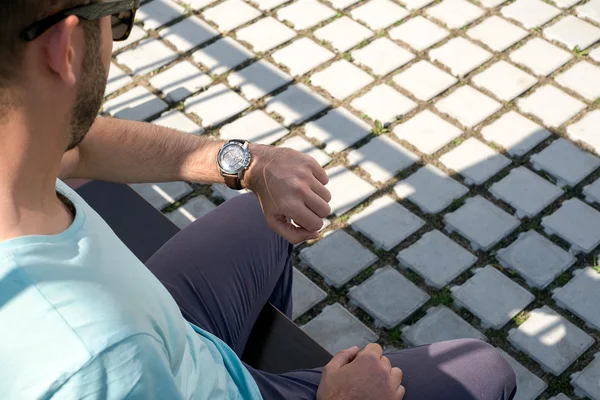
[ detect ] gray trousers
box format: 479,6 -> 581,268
146,193 -> 517,400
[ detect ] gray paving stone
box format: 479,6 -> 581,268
393,61 -> 458,102
159,16 -> 219,53
116,38 -> 178,76
584,176 -> 600,204
311,60 -> 374,101
398,230 -> 477,288
236,17 -> 297,52
300,230 -> 378,287
508,305 -> 594,375
273,38 -> 335,76
445,196 -> 520,251
350,84 -> 417,125
439,138 -> 511,185
313,16 -> 374,52
388,16 -> 449,51
497,349 -> 548,400
103,86 -> 168,121
153,110 -> 204,134
480,111 -> 551,157
112,25 -> 147,53
426,0 -> 484,29
351,0 -> 410,30
211,183 -> 250,201
471,61 -> 538,102
351,38 -> 415,77
402,306 -> 486,346
509,38 -> 573,76
531,138 -> 600,187
497,230 -> 575,289
467,16 -> 529,52
264,84 -> 331,127
544,15 -> 600,50
149,62 -> 212,102
394,165 -> 469,214
568,111 -> 600,155
136,0 -> 185,30
429,37 -> 493,78
548,394 -> 571,400
301,303 -> 379,354
490,166 -> 563,218
131,181 -> 193,210
292,268 -> 328,320
185,83 -> 250,128
436,86 -> 502,129
348,136 -> 418,183
349,196 -> 425,250
554,267 -> 600,330
518,85 -> 586,128
220,110 -> 289,145
228,60 -> 292,101
105,63 -> 132,97
326,165 -> 377,216
542,198 -> 600,254
277,0 -> 336,30
501,0 -> 561,28
192,37 -> 255,76
571,353 -> 600,400
305,108 -> 372,154
202,0 -> 261,31
577,0 -> 600,24
451,265 -> 534,329
166,195 -> 217,229
394,110 -> 462,154
555,61 -> 600,102
348,266 -> 430,328
278,136 -> 332,167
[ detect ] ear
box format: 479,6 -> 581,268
45,15 -> 81,87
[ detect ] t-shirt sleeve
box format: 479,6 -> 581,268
50,334 -> 184,400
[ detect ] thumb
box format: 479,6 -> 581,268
325,346 -> 359,372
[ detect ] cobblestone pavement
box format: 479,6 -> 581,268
104,0 -> 600,397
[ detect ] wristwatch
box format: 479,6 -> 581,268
217,139 -> 252,190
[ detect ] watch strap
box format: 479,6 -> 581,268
223,173 -> 243,190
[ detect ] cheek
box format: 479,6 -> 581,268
101,17 -> 113,73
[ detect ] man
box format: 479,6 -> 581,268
0,1 -> 517,399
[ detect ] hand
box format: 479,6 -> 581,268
317,344 -> 405,400
244,144 -> 332,244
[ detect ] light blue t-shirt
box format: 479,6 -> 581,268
0,180 -> 263,400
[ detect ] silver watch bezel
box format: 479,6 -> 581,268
217,141 -> 252,175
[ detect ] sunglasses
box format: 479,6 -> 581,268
21,0 -> 141,42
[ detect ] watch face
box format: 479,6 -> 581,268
218,143 -> 250,174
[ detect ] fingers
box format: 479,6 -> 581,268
289,202 -> 325,232
361,343 -> 384,361
304,191 -> 332,219
380,355 -> 392,372
396,384 -> 406,400
310,160 -> 329,186
311,177 -> 332,203
267,215 -> 318,244
390,367 -> 403,387
325,346 -> 359,372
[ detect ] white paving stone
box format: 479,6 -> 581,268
112,25 -> 147,53
159,16 -> 219,53
136,0 -> 185,30
584,176 -> 600,204
166,196 -> 217,229
451,265 -> 534,329
131,182 -> 193,210
116,38 -> 178,76
398,230 -> 477,288
509,38 -> 573,76
277,0 -> 336,30
572,354 -> 600,400
556,61 -> 600,102
292,268 -> 328,320
398,0 -> 435,9
497,230 -> 575,289
531,138 -> 600,187
480,0 -> 508,8
490,167 -> 563,218
149,62 -> 212,102
351,0 -> 410,30
471,61 -> 538,102
444,196 -> 520,251
554,267 -> 600,331
153,110 -> 204,134
311,60 -> 374,100
589,46 -> 600,62
236,17 -> 297,52
468,16 -> 529,52
569,111 -> 600,155
184,83 -> 250,127
105,64 -> 132,96
192,37 -> 255,76
518,85 -> 586,128
278,136 -> 332,167
302,303 -> 378,354
350,85 -> 416,125
393,61 -> 458,101
497,349 -> 548,400
300,230 -> 378,287
544,15 -> 600,50
395,165 -> 469,214
440,138 -> 511,185
203,0 -> 261,31
508,306 -> 594,375
402,306 -> 486,346
305,108 -> 372,153
228,60 -> 292,101
273,38 -> 335,76
436,86 -> 502,129
182,0 -> 219,10
351,38 -> 415,76
348,136 -> 418,183
251,0 -> 289,10
480,111 -> 551,157
554,0 -> 581,8
349,196 -> 425,250
501,0 -> 561,28
103,86 -> 168,121
394,110 -> 462,154
348,266 -> 430,328
265,84 -> 331,126
326,165 -> 377,216
542,198 -> 600,253
577,0 -> 600,24
388,16 -> 449,51
313,16 -> 374,52
429,37 -> 493,77
330,0 -> 361,9
220,110 -> 289,144
426,0 -> 484,29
